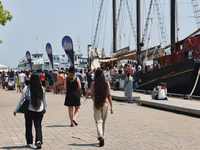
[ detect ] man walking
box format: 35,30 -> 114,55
52,68 -> 59,93
18,70 -> 25,92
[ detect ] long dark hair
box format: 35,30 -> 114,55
94,69 -> 108,109
30,72 -> 43,110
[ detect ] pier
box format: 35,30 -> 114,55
1,88 -> 200,149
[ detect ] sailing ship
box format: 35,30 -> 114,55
91,0 -> 200,96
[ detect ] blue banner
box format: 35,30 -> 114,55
62,36 -> 74,66
46,43 -> 54,69
26,51 -> 32,70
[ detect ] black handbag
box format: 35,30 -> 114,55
17,86 -> 30,114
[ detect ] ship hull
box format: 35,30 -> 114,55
134,59 -> 200,96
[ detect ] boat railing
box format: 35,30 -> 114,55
185,94 -> 200,100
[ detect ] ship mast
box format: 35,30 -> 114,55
171,0 -> 176,54
137,0 -> 141,65
113,0 -> 117,53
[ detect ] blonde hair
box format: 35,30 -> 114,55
68,72 -> 76,82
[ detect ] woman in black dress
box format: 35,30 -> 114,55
64,66 -> 81,127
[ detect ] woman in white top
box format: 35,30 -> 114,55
13,72 -> 47,149
158,82 -> 168,100
124,72 -> 133,103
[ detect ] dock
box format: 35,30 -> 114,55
111,90 -> 200,116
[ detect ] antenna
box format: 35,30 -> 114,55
36,36 -> 39,53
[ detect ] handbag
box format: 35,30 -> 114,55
132,81 -> 138,89
17,86 -> 30,114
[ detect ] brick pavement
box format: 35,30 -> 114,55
0,88 -> 200,150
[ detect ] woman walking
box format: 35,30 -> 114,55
124,72 -> 133,103
13,72 -> 47,149
90,68 -> 113,147
64,66 -> 81,127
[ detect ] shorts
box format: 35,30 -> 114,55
20,82 -> 25,87
88,82 -> 91,88
49,81 -> 53,86
53,82 -> 57,86
5,82 -> 8,86
17,85 -> 20,88
58,84 -> 64,88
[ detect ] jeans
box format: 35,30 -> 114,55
81,82 -> 86,96
24,110 -> 44,145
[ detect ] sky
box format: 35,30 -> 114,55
0,0 -> 198,68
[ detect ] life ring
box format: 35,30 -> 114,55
185,39 -> 192,50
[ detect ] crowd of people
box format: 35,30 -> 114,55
0,64 -> 167,149
0,67 -> 114,149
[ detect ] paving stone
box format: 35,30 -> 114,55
1,88 -> 200,149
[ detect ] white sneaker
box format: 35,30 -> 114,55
26,144 -> 32,147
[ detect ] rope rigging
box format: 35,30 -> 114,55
92,0 -> 104,48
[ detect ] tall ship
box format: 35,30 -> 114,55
91,0 -> 200,96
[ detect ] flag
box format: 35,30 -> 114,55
62,36 -> 74,66
46,43 -> 54,69
26,51 -> 32,70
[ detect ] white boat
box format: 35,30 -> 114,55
0,64 -> 9,72
17,49 -> 88,73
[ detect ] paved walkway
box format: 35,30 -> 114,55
1,88 -> 200,149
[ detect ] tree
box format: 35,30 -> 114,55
0,1 -> 12,43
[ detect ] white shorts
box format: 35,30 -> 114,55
20,82 -> 25,87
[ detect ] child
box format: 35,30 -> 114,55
5,75 -> 8,90
16,75 -> 20,92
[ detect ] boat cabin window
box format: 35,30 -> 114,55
180,44 -> 182,50
57,58 -> 59,60
54,58 -> 56,60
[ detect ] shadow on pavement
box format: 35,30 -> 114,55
0,146 -> 35,149
46,125 -> 70,127
68,143 -> 99,147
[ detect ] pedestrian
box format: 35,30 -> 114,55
52,68 -> 59,93
64,66 -> 81,127
13,72 -> 47,149
57,70 -> 64,94
19,70 -> 26,92
76,69 -> 83,96
16,73 -> 20,92
40,71 -> 45,88
25,71 -> 31,85
4,74 -> 8,90
45,70 -> 49,90
124,72 -> 133,103
48,69 -> 54,91
1,71 -> 5,89
80,70 -> 86,96
86,69 -> 93,98
90,68 -> 113,147
0,72 -> 2,88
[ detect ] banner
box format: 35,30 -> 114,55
46,43 -> 54,69
62,36 -> 74,66
26,51 -> 32,70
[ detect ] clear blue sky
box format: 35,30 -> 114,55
0,0 -> 197,68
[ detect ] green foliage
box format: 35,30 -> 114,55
0,1 -> 12,26
0,1 -> 12,44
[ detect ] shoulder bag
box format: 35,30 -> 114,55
17,86 -> 30,114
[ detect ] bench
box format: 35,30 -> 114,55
137,99 -> 200,115
133,89 -> 147,94
111,93 -> 140,101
